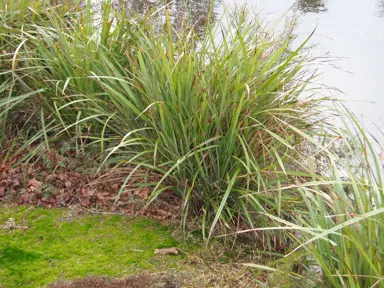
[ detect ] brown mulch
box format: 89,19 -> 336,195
0,146 -> 181,221
49,273 -> 180,288
48,267 -> 260,288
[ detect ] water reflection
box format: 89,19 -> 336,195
166,0 -> 218,34
112,0 -> 218,35
294,0 -> 384,17
375,0 -> 384,17
116,0 -> 156,14
295,0 -> 327,13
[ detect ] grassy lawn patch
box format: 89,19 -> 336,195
0,206 -> 180,287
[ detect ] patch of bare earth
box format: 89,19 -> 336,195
49,273 -> 180,288
49,266 -> 258,288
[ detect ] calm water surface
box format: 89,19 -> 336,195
237,0 -> 384,144
107,0 -> 384,142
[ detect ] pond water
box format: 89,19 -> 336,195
106,0 -> 384,143
236,0 -> 384,144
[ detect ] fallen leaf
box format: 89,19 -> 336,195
12,179 -> 20,187
134,187 -> 150,200
81,186 -> 88,196
71,173 -> 82,179
45,174 -> 55,181
96,193 -> 110,200
45,197 -> 57,204
87,189 -> 96,196
28,179 -> 42,192
155,247 -> 179,255
146,209 -> 172,220
80,197 -> 90,206
55,174 -> 65,181
64,180 -> 72,188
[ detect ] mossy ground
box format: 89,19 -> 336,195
0,206 -> 183,287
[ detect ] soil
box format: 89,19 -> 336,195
49,273 -> 180,288
48,268 -> 258,288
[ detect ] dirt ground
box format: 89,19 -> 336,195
49,269 -> 258,288
49,273 -> 180,288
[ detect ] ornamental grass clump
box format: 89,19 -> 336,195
294,109 -> 384,287
2,1 -> 331,244
247,107 -> 384,287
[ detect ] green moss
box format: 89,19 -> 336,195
0,206 -> 181,287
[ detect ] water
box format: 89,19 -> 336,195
101,0 -> 384,143
234,0 -> 384,144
